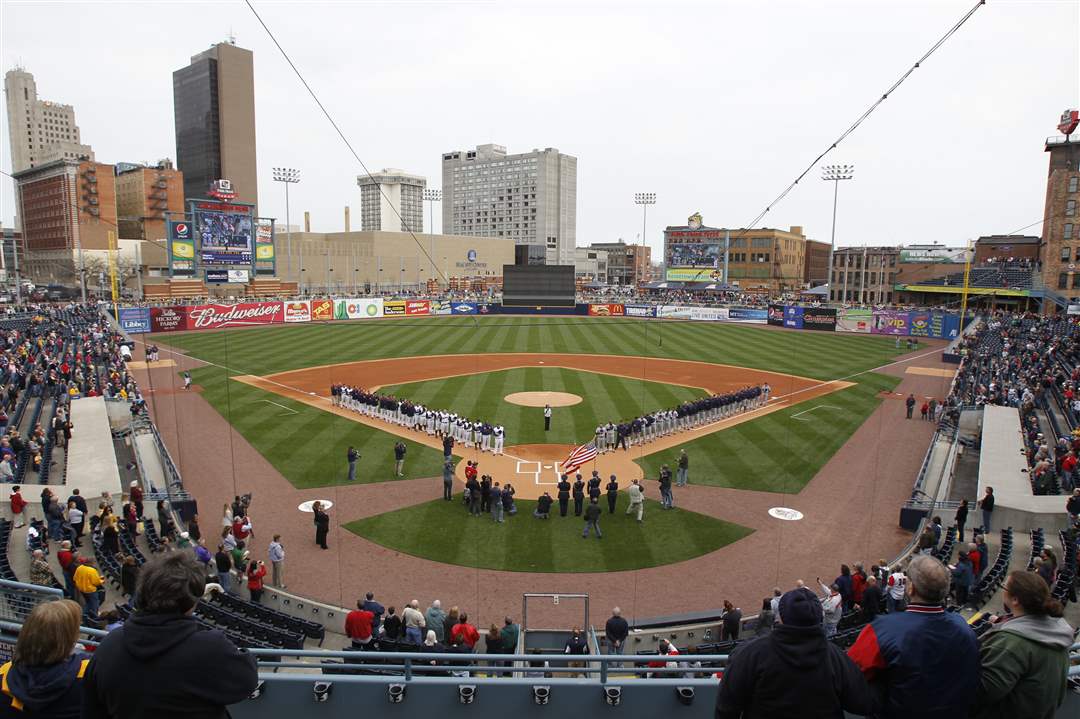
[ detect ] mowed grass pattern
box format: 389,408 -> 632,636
380,367 -> 705,446
160,317 -> 907,492
344,497 -> 753,572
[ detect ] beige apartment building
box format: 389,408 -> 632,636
829,246 -> 900,303
4,68 -> 94,174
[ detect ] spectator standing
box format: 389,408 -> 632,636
499,617 -> 519,655
344,601 -> 375,648
393,441 -> 406,477
82,552 -> 258,718
979,487 -> 995,533
403,600 -> 426,645
451,613 -> 479,650
818,580 -> 843,637
425,600 -> 447,642
214,546 -> 232,594
268,534 -> 285,588
605,607 -> 629,659
721,600 -> 742,641
715,587 -> 871,719
847,554 -> 978,719
861,576 -> 883,622
29,549 -> 52,587
955,498 -> 969,541
0,600 -> 89,718
363,592 -> 385,636
756,598 -> 775,635
73,558 -> 105,624
886,566 -> 907,614
9,485 -> 27,528
120,556 -> 139,601
563,627 -> 589,677
382,607 -> 403,641
972,571 -> 1074,719
245,560 -> 266,603
952,552 -> 975,606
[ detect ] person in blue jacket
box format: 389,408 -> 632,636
1,599 -> 89,719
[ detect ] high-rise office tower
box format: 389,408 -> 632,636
4,67 -> 94,173
357,169 -> 426,231
173,40 -> 258,207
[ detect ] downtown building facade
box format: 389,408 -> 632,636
4,68 -> 94,174
1042,134 -> 1080,294
356,169 -> 426,232
829,246 -> 900,304
115,160 -> 185,241
173,41 -> 258,208
442,144 -> 577,266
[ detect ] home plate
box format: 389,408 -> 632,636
543,465 -> 553,469
538,361 -> 545,364
309,392 -> 316,395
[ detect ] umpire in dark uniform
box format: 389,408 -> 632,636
605,475 -> 619,514
572,474 -> 586,516
557,474 -> 571,517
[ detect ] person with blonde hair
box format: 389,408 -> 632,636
0,599 -> 88,717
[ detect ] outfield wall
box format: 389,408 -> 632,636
116,300 -> 964,339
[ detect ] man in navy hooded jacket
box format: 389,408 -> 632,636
82,552 -> 257,719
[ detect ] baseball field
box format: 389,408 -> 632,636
154,316 -> 906,572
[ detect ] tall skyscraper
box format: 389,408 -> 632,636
356,169 -> 426,231
442,144 -> 577,265
173,41 -> 258,207
4,67 -> 94,173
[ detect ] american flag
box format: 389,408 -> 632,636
561,441 -> 598,474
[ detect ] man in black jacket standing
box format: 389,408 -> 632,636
572,474 -> 585,516
604,607 -> 629,663
715,587 -> 872,719
83,552 -> 258,719
556,475 -> 571,517
605,475 -> 619,514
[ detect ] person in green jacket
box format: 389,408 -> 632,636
499,617 -> 520,655
972,570 -> 1075,719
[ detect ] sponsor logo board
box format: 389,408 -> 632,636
118,307 -> 151,334
431,300 -> 452,316
310,298 -> 334,322
150,306 -> 190,333
783,306 -> 804,329
767,304 -> 785,327
451,302 -> 477,315
689,307 -> 729,322
188,302 -> 284,330
801,308 -> 837,331
623,305 -> 656,318
383,300 -> 406,316
283,302 -> 311,323
871,310 -> 910,335
837,309 -> 872,333
333,298 -> 383,319
405,300 -> 430,316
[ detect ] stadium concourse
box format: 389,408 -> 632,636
130,324 -> 954,626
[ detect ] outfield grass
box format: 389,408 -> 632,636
380,367 -> 705,447
159,317 -> 908,492
636,373 -> 900,493
344,497 -> 753,572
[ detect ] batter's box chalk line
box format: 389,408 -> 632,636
790,404 -> 841,421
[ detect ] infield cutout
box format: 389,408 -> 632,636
768,507 -> 804,521
504,391 -> 583,407
298,500 -> 335,512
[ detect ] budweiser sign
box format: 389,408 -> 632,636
187,302 -> 284,330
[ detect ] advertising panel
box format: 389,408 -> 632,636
431,301 -> 453,316
150,306 -> 190,333
728,308 -> 768,322
767,304 -> 785,327
690,307 -> 729,322
309,298 -> 334,322
205,270 -> 228,284
450,302 -> 477,315
588,304 -> 625,317
623,304 -> 656,318
405,300 -> 430,316
872,310 -> 910,335
188,302 -> 284,330
665,267 -> 723,282
783,305 -> 804,329
666,243 -> 722,267
383,300 -> 406,317
942,314 -> 962,339
909,311 -> 944,338
802,307 -> 837,331
254,219 -> 275,274
334,298 -> 383,320
476,303 -> 495,315
195,204 -> 254,266
118,307 -> 151,334
837,308 -> 873,334
283,302 -> 311,323
657,305 -> 693,319
167,220 -> 195,276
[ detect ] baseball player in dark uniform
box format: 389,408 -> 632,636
557,475 -> 571,517
572,474 -> 586,516
605,475 -> 619,514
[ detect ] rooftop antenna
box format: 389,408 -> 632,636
227,29 -> 237,45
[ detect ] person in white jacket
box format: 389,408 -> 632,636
625,480 -> 644,522
818,579 -> 843,637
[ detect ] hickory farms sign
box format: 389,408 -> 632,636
188,302 -> 283,330
150,306 -> 190,333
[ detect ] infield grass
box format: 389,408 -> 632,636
344,497 -> 753,572
380,367 -> 706,447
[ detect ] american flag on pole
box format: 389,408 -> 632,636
561,441 -> 598,474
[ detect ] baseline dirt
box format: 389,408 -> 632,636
234,353 -> 853,499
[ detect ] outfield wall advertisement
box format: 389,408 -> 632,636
767,305 -> 785,326
624,305 -> 656,318
801,308 -> 837,331
283,302 -> 311,323
334,298 -> 383,319
872,310 -> 909,336
689,307 -> 729,322
837,309 -> 873,333
588,303 -> 625,317
118,307 -> 151,334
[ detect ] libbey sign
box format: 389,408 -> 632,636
188,302 -> 283,329
1059,109 -> 1079,137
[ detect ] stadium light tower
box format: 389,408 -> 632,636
422,188 -> 442,285
821,164 -> 854,298
634,193 -> 656,286
272,167 -> 300,277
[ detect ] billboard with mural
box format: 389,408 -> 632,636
837,308 -> 873,333
167,220 -> 196,276
187,302 -> 284,331
283,302 -> 311,323
783,305 -> 804,329
872,310 -> 910,335
309,298 -> 334,322
767,304 -> 785,327
801,307 -> 837,331
909,311 -> 944,338
334,298 -> 384,319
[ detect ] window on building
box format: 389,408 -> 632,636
1069,177 -> 1078,193
1066,224 -> 1074,240
1068,200 -> 1077,216
1059,272 -> 1069,289
1062,247 -> 1071,261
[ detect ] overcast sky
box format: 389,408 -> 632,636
1,0 -> 1077,255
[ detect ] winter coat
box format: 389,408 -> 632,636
82,613 -> 258,719
1,654 -> 89,718
972,614 -> 1074,719
716,624 -> 872,719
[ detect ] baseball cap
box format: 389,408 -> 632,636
778,588 -> 823,628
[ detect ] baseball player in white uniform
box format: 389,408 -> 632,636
493,425 -> 505,455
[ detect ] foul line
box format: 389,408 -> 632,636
259,399 -> 298,415
790,404 -> 841,421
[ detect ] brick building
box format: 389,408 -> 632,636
1041,136 -> 1080,293
804,239 -> 830,286
115,160 -> 185,241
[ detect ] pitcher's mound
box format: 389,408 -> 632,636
504,391 -> 582,407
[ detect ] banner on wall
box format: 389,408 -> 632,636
657,305 -> 693,319
728,308 -> 767,322
167,221 -> 196,276
334,298 -> 383,319
118,308 -> 151,334
802,307 -> 837,331
476,303 -> 494,315
150,306 -> 190,333
689,307 -> 729,322
451,302 -> 477,315
283,302 -> 311,323
254,219 -> 275,274
837,308 -> 872,333
909,311 -> 944,338
783,305 -> 804,329
383,300 -> 406,316
188,302 -> 284,330
767,304 -> 785,327
405,300 -> 430,316
942,314 -> 962,339
309,298 -> 334,322
872,310 -> 910,335
588,303 -> 625,316
624,305 -> 656,318
431,300 -> 453,315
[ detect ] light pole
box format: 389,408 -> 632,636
272,167 -> 300,280
821,164 -> 854,299
633,193 -> 656,287
422,188 -> 441,288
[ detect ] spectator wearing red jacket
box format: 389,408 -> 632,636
451,613 -> 480,650
245,561 -> 266,603
851,563 -> 868,606
9,486 -> 27,528
345,602 -> 375,648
